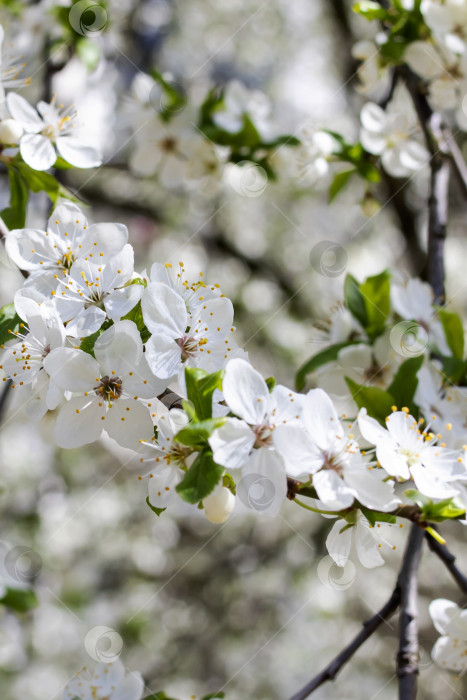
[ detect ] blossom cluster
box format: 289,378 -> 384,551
1,204 -> 466,579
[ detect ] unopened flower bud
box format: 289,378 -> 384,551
0,119 -> 23,146
203,484 -> 235,524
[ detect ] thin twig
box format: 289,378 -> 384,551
287,524 -> 426,700
287,586 -> 401,700
397,524 -> 424,700
0,379 -> 12,428
425,531 -> 467,594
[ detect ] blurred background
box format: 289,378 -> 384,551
0,0 -> 466,698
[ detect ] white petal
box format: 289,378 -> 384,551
84,222 -> 128,261
104,285 -> 142,321
410,463 -> 459,498
302,388 -> 343,452
355,519 -> 385,568
43,347 -> 99,392
6,93 -> 43,132
102,244 -> 135,291
112,671 -> 145,700
148,465 -> 183,508
56,136 -> 102,168
94,320 -> 143,376
209,417 -> 255,469
5,228 -> 56,270
54,396 -> 105,448
105,399 -> 154,449
429,599 -> 461,636
358,407 -> 390,445
376,441 -> 411,479
360,128 -> 386,155
313,470 -> 355,510
360,102 -> 387,132
20,133 -> 56,170
326,519 -> 352,567
222,358 -> 269,425
237,448 -> 287,517
344,463 -> 400,512
273,423 -> 323,478
144,333 -> 181,379
142,282 -> 187,337
63,306 -> 107,338
431,636 -> 466,671
404,41 -> 444,79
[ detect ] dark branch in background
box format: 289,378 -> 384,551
287,586 -> 401,700
287,523 -> 426,700
425,531 -> 467,594
396,525 -> 424,700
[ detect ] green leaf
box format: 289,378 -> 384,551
359,269 -> 391,340
146,497 -> 166,518
344,274 -> 368,328
387,355 -> 424,413
1,167 -> 29,229
259,134 -> 301,149
295,341 -> 358,391
404,490 -> 466,522
14,160 -> 80,205
176,449 -> 223,504
79,320 -> 113,357
265,376 -> 276,392
345,377 -> 394,424
352,1 -> 388,20
440,356 -> 467,385
0,303 -> 22,347
0,587 -> 38,612
150,69 -> 187,121
121,301 -> 150,343
438,309 -> 464,360
201,694 -> 225,699
185,368 -> 223,420
174,418 -> 226,448
329,168 -> 356,203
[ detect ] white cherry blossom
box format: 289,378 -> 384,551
325,513 -> 386,569
52,244 -> 142,337
213,80 -> 271,137
142,281 -> 236,380
358,408 -> 466,498
430,598 -> 467,673
274,388 -> 399,512
1,298 -> 65,419
360,101 -> 429,178
43,321 -> 166,449
6,202 -> 128,291
209,358 -> 304,471
6,92 -> 102,170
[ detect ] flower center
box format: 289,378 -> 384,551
59,251 -> 76,270
177,335 -> 205,361
160,136 -> 177,153
95,376 -> 123,400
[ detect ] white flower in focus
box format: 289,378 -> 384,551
6,92 -> 102,170
213,80 -> 271,137
144,261 -> 222,314
52,245 -> 141,337
142,282 -> 236,380
360,102 -> 429,177
5,202 -> 128,289
62,659 -> 144,700
358,408 -> 466,498
429,598 -> 467,673
274,389 -> 399,511
139,409 -> 193,509
326,513 -> 386,569
43,321 -> 167,449
1,298 -> 65,419
209,358 -> 304,471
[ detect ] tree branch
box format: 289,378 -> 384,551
287,524 -> 427,700
397,524 -> 424,700
425,531 -> 467,594
287,585 -> 401,700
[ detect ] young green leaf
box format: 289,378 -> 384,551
329,168 -> 356,203
0,587 -> 38,613
146,497 -> 166,518
359,269 -> 391,340
345,377 -> 394,424
0,303 -> 22,347
387,354 -> 424,413
185,368 -> 223,420
175,418 -> 227,448
344,273 -> 368,328
176,449 -> 223,504
438,309 -> 465,360
0,167 -> 29,229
